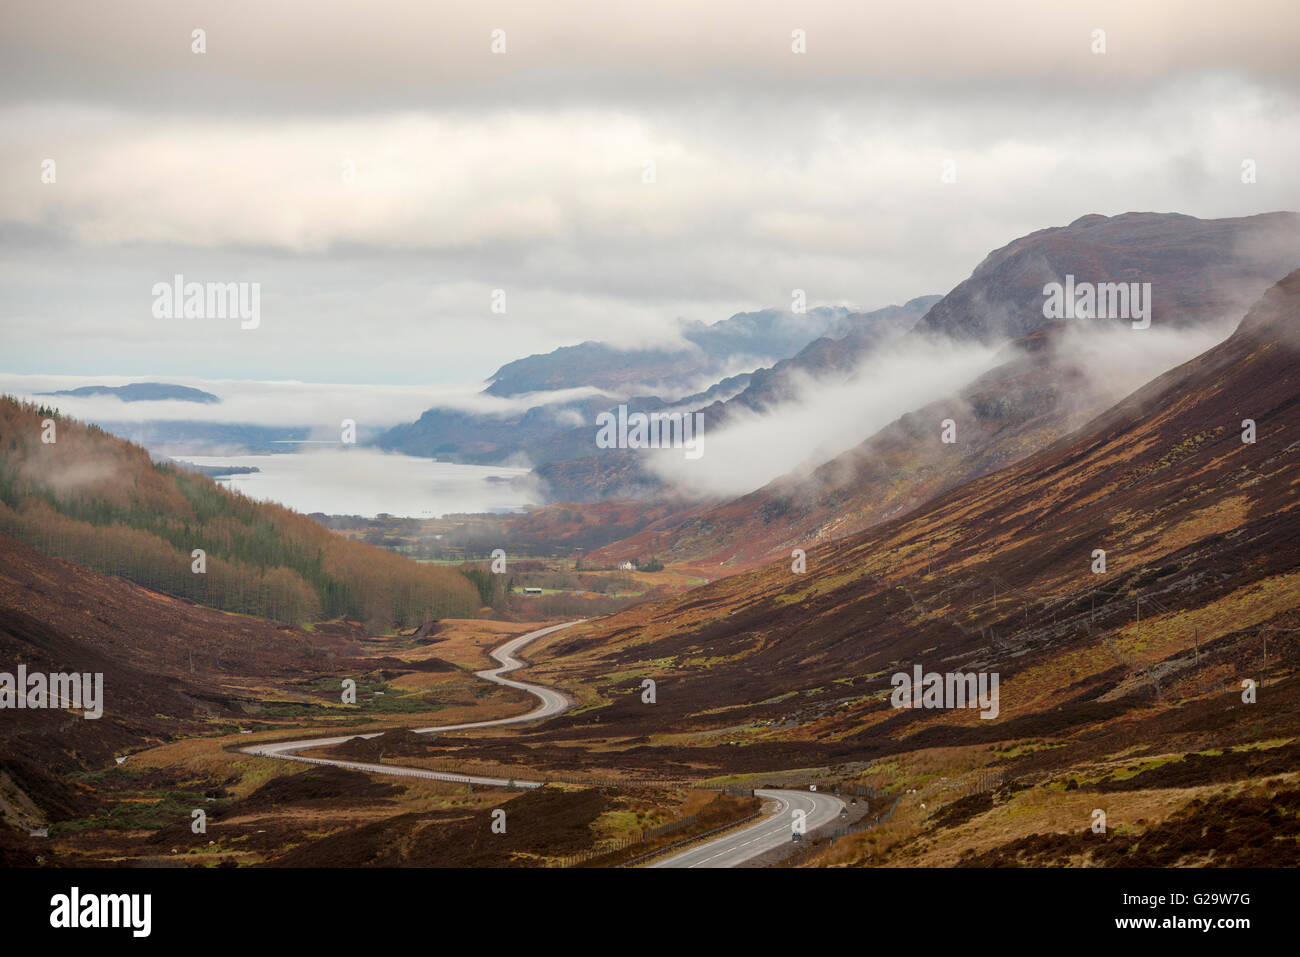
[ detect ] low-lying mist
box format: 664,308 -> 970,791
0,374 -> 610,435
644,336 -> 1004,498
178,448 -> 543,518
1057,317 -> 1237,405
643,315 -> 1239,502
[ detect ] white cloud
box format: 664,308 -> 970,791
1055,317 -> 1237,403
0,373 -> 608,429
645,338 -> 1004,497
1,5 -> 1297,385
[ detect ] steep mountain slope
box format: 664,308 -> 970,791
710,296 -> 941,416
526,268 -> 1300,770
515,298 -> 939,501
0,397 -> 479,626
376,306 -> 856,464
915,210 -> 1300,342
380,373 -> 749,468
0,532 -> 370,829
375,299 -> 935,480
484,305 -> 856,398
587,211 -> 1300,566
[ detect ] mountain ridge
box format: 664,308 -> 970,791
583,210 -> 1300,564
523,266 -> 1300,777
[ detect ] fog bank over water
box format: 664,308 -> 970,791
177,449 -> 538,518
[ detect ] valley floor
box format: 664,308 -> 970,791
8,601 -> 1297,868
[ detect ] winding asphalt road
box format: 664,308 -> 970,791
239,620 -> 581,788
241,619 -> 844,866
649,788 -> 845,868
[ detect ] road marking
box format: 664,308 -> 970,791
243,619 -> 847,868
241,620 -> 584,787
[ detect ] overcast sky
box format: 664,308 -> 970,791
2,0 -> 1297,386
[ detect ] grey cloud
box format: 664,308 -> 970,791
2,1 -> 1297,114
1,3 -> 1298,385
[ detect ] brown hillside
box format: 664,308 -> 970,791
588,211 -> 1300,571
526,269 -> 1300,770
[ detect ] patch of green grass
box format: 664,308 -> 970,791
995,740 -> 1068,759
52,790 -> 209,834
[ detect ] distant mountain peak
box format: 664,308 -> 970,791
915,210 -> 1300,343
482,305 -> 857,398
1067,213 -> 1109,228
38,382 -> 220,404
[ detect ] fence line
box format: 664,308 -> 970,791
557,792 -> 775,867
773,793 -> 901,867
826,795 -> 902,840
554,813 -> 706,867
555,834 -> 642,868
619,808 -> 767,868
954,770 -> 1006,798
717,785 -> 756,797
557,807 -> 760,868
542,772 -> 696,790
